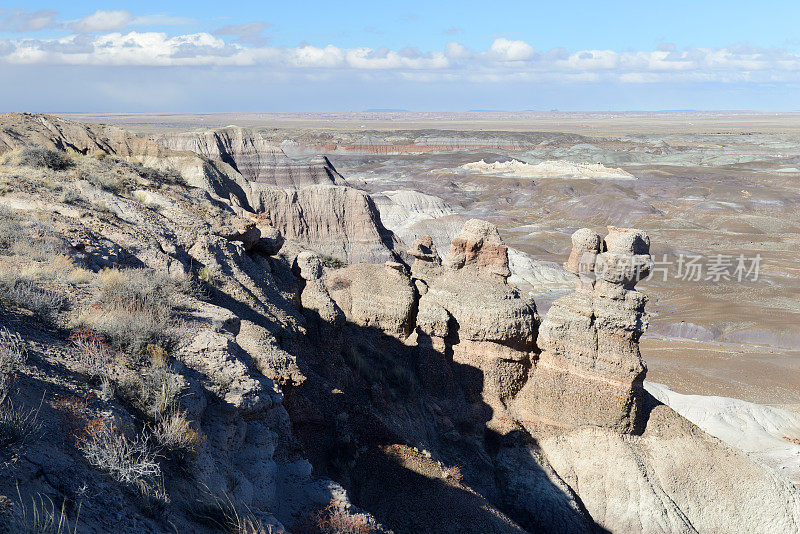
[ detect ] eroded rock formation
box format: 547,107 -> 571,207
249,184 -> 401,264
414,221 -> 538,427
157,127 -> 348,188
512,227 -> 651,433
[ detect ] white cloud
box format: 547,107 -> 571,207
488,38 -> 535,61
445,41 -> 470,59
291,45 -> 344,68
0,8 -> 57,31
69,10 -> 133,33
2,31 -> 800,87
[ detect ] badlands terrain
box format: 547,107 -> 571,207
74,110 -> 800,407
0,111 -> 798,532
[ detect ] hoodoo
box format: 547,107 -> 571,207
512,227 -> 651,432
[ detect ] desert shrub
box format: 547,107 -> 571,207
67,330 -> 112,381
0,328 -> 26,404
311,499 -> 373,534
78,161 -> 134,195
23,255 -> 93,286
197,267 -> 215,284
81,157 -> 184,195
0,276 -> 68,320
327,275 -> 352,292
151,411 -> 204,455
117,365 -> 183,422
131,163 -> 185,186
0,208 -> 26,251
5,490 -> 80,534
76,417 -> 164,499
17,147 -> 74,171
318,254 -> 347,269
442,465 -> 463,484
0,327 -> 26,377
77,268 -> 178,354
0,399 -> 41,469
0,209 -> 64,261
131,190 -> 161,210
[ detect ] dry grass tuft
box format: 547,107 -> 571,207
0,399 -> 41,471
76,268 -> 178,355
6,488 -> 80,534
186,488 -> 277,534
0,327 -> 27,402
151,411 -> 204,455
0,327 -> 26,378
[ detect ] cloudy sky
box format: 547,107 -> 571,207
2,1 -> 799,111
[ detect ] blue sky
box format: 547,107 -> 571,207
2,1 -> 800,111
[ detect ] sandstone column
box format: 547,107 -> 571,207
512,227 -> 652,434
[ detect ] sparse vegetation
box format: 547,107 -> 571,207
0,327 -> 26,381
311,499 -> 373,534
67,329 -> 112,381
0,208 -> 64,262
117,364 -> 184,422
76,268 -> 178,354
76,417 -> 165,501
197,266 -> 216,285
16,147 -> 74,171
19,255 -> 92,286
151,411 -> 204,455
442,465 -> 463,484
318,254 -> 347,269
186,489 -> 276,534
79,157 -> 185,195
0,276 -> 68,320
0,399 -> 41,470
5,489 -> 80,534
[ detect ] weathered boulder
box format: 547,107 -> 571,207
295,251 -> 344,336
214,216 -> 261,251
254,223 -> 285,255
408,234 -> 442,286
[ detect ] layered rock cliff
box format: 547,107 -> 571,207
156,127 -> 348,188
